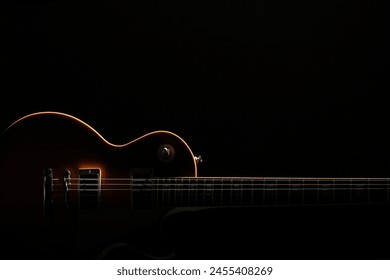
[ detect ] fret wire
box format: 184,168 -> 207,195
172,177 -> 175,207
316,178 -> 319,205
387,178 -> 390,204
262,177 -> 266,205
168,178 -> 171,207
161,178 -> 164,207
288,177 -> 291,205
349,178 -> 352,203
250,178 -> 254,206
230,177 -> 233,206
367,178 -> 370,204
240,178 -> 243,206
186,177 -> 189,207
274,178 -> 277,205
211,177 -> 214,207
203,177 -> 207,207
332,178 -> 335,204
154,178 -> 157,208
180,177 -> 183,207
221,177 -> 224,204
194,178 -> 198,206
170,177 -> 173,207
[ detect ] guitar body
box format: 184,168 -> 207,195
0,112 -> 198,258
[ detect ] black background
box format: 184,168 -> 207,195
1,0 -> 389,260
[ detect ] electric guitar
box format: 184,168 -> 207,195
1,111 -> 389,259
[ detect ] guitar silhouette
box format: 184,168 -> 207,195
1,111 -> 389,259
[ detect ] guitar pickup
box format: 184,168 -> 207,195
79,168 -> 101,209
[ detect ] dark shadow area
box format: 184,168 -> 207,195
1,205 -> 389,260
1,0 -> 389,260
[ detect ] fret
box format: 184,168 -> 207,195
200,178 -> 210,207
191,178 -> 199,206
237,178 -> 244,206
165,177 -> 170,207
240,179 -> 248,206
229,178 -> 233,206
249,178 -> 262,206
333,179 -> 350,204
350,180 -> 368,204
316,178 -> 320,204
230,178 -> 241,206
263,178 -> 274,205
288,178 -> 304,205
261,177 -> 266,205
202,178 -> 207,206
221,177 -> 230,206
188,177 -> 196,207
185,178 -> 189,206
259,177 -> 265,205
171,178 -> 175,207
184,177 -> 188,206
274,178 -> 278,205
240,178 -> 244,206
332,178 -> 336,204
349,178 -> 353,203
160,178 -> 165,207
250,178 -> 255,206
188,177 -> 193,206
179,177 -> 185,207
205,178 -> 213,206
193,178 -> 198,206
388,178 -> 390,204
212,177 -> 222,206
287,178 -> 291,205
233,178 -> 242,206
316,179 -> 335,205
275,179 -> 289,206
386,178 -> 390,204
303,179 -> 318,205
175,177 -> 180,207
211,178 -> 215,207
167,178 -> 172,207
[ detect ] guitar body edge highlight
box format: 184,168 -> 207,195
0,111 -> 198,226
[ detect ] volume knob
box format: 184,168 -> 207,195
157,144 -> 175,162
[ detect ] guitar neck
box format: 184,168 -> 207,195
129,177 -> 390,209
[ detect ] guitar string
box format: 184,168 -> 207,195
51,179 -> 390,186
48,178 -> 390,205
53,178 -> 390,189
49,177 -> 390,194
50,184 -> 389,190
52,177 -> 390,181
51,187 -> 389,191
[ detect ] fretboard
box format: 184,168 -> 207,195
128,177 -> 390,210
